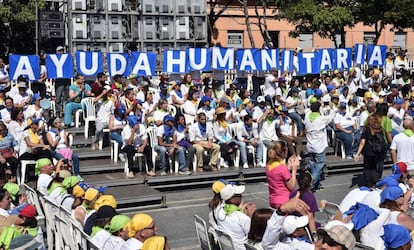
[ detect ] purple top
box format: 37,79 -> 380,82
289,189 -> 319,213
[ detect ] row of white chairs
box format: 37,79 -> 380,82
24,183 -> 98,250
194,214 -> 374,250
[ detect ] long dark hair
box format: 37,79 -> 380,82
297,171 -> 313,198
248,208 -> 273,242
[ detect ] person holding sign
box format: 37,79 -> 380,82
64,75 -> 92,127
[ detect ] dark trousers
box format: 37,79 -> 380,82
363,155 -> 379,188
251,76 -> 265,100
19,149 -> 53,161
220,142 -> 237,166
122,145 -> 154,172
31,82 -> 46,98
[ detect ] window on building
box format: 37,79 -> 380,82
227,31 -> 243,48
394,32 -> 406,48
268,31 -> 279,48
299,33 -> 313,49
363,32 -> 376,45
331,34 -> 343,48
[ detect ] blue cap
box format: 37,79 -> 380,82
326,84 -> 335,93
393,98 -> 404,105
77,182 -> 90,191
352,95 -> 359,103
410,101 -> 414,107
116,103 -> 126,115
280,106 -> 288,112
380,186 -> 403,203
339,102 -> 347,109
31,93 -> 41,104
127,115 -> 139,127
201,96 -> 211,103
376,176 -> 399,188
163,115 -> 175,123
314,89 -> 323,98
382,224 -> 411,249
92,185 -> 108,193
391,162 -> 407,179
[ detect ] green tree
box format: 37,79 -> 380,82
353,0 -> 414,44
0,0 -> 44,57
273,0 -> 354,48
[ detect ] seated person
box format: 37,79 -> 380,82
235,115 -> 264,168
277,106 -> 303,158
102,214 -> 131,250
154,115 -> 190,176
121,116 -> 154,178
64,75 -> 92,127
121,213 -> 157,250
216,184 -> 255,250
19,118 -> 53,162
0,121 -> 18,183
189,112 -> 220,172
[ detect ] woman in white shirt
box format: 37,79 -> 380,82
212,107 -> 237,168
170,81 -> 185,107
334,102 -> 357,159
176,114 -> 196,172
182,89 -> 199,117
285,87 -> 304,137
109,104 -> 127,162
8,108 -> 26,146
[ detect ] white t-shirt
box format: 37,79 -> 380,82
121,238 -> 143,250
264,75 -> 277,98
121,124 -> 148,148
339,188 -> 370,213
360,189 -> 381,213
390,133 -> 414,170
260,119 -> 279,142
102,235 -> 125,250
334,112 -> 355,129
155,125 -> 177,146
387,107 -> 404,132
153,109 -> 168,125
91,229 -> 112,249
359,208 -> 390,250
96,100 -> 114,123
216,206 -> 250,250
37,174 -> 53,195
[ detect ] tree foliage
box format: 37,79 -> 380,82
273,0 -> 354,47
353,0 -> 414,44
0,0 -> 44,58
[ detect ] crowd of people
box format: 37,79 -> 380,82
0,45 -> 412,248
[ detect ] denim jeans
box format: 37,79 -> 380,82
309,150 -> 326,190
110,132 -> 123,153
154,144 -> 186,171
235,139 -> 264,165
64,102 -> 82,125
288,112 -> 304,132
335,127 -> 354,157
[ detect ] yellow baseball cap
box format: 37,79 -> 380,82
212,180 -> 226,194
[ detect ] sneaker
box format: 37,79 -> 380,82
119,153 -> 126,162
147,171 -> 156,177
222,161 -> 230,168
243,163 -> 249,169
256,162 -> 264,168
160,170 -> 167,176
345,156 -> 353,160
70,122 -> 75,127
178,170 -> 192,175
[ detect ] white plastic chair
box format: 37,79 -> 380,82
227,123 -> 241,168
194,215 -> 212,250
332,130 -> 346,159
168,104 -> 177,116
72,219 -> 100,250
111,140 -> 119,163
124,152 -> 146,175
43,197 -> 61,250
75,109 -> 83,128
55,214 -> 76,249
23,184 -> 45,230
98,128 -> 110,150
215,229 -> 235,250
244,242 -> 259,250
81,97 -> 96,138
18,160 -> 36,185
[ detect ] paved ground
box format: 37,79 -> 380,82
123,170 -> 391,250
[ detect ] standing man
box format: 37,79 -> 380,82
304,101 -> 335,192
54,46 -> 71,118
390,119 -> 414,175
264,67 -> 278,105
235,114 -> 264,168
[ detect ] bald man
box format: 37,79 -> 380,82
390,119 -> 414,174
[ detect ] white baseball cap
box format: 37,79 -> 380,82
257,96 -> 265,103
282,215 -> 309,235
220,184 -> 245,201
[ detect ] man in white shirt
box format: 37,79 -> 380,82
189,112 -> 220,172
93,86 -> 114,150
388,98 -> 405,137
305,101 -> 335,191
121,116 -> 154,177
216,184 -> 255,250
121,213 -> 157,250
36,158 -> 54,195
154,115 -> 190,176
235,115 -> 264,168
264,68 -> 278,105
152,99 -> 169,127
258,108 -> 279,148
390,119 -> 414,173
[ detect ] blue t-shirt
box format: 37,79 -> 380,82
69,84 -> 91,102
